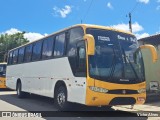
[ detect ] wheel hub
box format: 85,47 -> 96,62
57,92 -> 65,107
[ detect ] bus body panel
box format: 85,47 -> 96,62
6,57 -> 86,104
0,63 -> 7,88
0,77 -> 6,88
85,77 -> 146,106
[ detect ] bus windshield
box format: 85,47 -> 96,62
87,28 -> 145,84
0,64 -> 6,77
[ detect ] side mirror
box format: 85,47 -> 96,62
140,44 -> 158,63
83,34 -> 95,55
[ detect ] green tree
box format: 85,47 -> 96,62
0,32 -> 29,62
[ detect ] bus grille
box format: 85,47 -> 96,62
107,89 -> 138,94
109,97 -> 136,105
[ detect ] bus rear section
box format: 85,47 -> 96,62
0,63 -> 7,88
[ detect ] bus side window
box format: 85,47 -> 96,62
12,50 -> 18,64
42,37 -> 54,59
0,65 -> 6,77
54,33 -> 65,57
24,44 -> 33,62
8,52 -> 13,65
67,27 -> 84,56
18,47 -> 25,63
32,41 -> 42,61
67,27 -> 84,77
76,41 -> 86,76
3,65 -> 6,77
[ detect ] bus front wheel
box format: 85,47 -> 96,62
17,82 -> 25,98
54,85 -> 69,111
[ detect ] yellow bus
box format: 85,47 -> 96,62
0,62 -> 7,88
6,24 -> 157,110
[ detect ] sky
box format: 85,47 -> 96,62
0,0 -> 160,41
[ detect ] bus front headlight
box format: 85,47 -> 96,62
89,86 -> 109,93
137,88 -> 146,93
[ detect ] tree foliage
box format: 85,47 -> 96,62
0,32 -> 29,62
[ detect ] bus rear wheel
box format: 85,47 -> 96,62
17,82 -> 25,98
54,85 -> 69,111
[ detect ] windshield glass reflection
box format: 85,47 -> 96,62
87,28 -> 144,84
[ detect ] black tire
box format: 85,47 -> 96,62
99,106 -> 112,111
17,82 -> 25,98
54,85 -> 69,111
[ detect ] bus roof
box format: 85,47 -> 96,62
9,24 -> 134,52
80,24 -> 134,35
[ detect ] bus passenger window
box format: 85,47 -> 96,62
42,37 -> 54,59
12,50 -> 18,64
32,41 -> 42,61
8,52 -> 13,65
24,44 -> 33,62
18,47 -> 25,63
54,33 -> 65,57
68,27 -> 84,56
